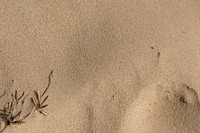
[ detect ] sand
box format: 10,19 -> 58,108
119,80 -> 200,133
0,0 -> 200,132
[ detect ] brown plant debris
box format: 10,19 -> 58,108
31,70 -> 53,116
0,70 -> 54,132
0,91 -> 31,133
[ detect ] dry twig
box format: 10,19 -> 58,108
31,70 -> 53,116
0,70 -> 54,132
0,91 -> 31,133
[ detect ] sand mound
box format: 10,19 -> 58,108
119,80 -> 200,133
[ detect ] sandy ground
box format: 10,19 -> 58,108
0,0 -> 200,132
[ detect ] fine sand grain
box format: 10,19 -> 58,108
0,0 -> 200,132
119,80 -> 200,133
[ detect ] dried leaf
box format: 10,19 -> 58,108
41,95 -> 49,105
13,111 -> 21,120
33,90 -> 40,102
40,104 -> 48,109
31,98 -> 37,107
18,92 -> 24,101
15,90 -> 17,101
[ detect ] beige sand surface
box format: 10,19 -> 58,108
119,80 -> 200,133
0,0 -> 200,132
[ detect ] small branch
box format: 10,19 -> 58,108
41,70 -> 53,97
0,70 -> 54,132
31,70 -> 53,116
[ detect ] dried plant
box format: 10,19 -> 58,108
31,70 -> 53,116
0,70 -> 54,132
11,90 -> 28,105
0,91 -> 31,133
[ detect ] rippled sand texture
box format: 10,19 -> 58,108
0,0 -> 200,133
